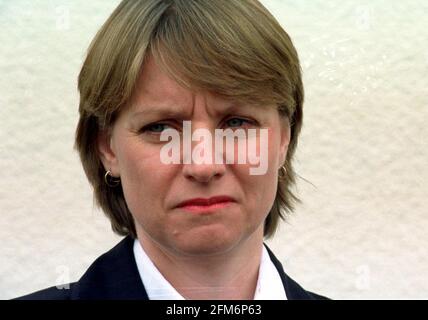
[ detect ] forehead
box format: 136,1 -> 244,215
130,55 -> 192,107
127,54 -> 277,119
129,55 -> 242,114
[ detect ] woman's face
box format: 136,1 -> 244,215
98,56 -> 290,256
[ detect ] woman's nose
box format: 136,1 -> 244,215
182,162 -> 226,183
181,137 -> 226,182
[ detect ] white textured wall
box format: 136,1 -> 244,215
1,0 -> 427,300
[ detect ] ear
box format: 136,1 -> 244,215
97,129 -> 120,176
278,117 -> 291,169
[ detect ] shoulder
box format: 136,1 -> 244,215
14,236 -> 147,300
14,284 -> 76,300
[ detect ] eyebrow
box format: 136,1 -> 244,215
130,103 -> 252,119
131,107 -> 188,119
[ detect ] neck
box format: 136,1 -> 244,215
136,228 -> 264,300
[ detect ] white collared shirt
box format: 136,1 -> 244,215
133,239 -> 287,300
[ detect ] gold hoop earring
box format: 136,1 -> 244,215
104,170 -> 121,187
278,165 -> 287,180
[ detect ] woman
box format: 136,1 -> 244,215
19,0 -> 327,300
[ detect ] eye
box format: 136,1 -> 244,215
140,122 -> 174,134
225,117 -> 253,128
140,117 -> 255,135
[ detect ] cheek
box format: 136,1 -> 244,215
245,127 -> 280,172
117,143 -> 172,207
232,128 -> 279,211
117,143 -> 179,236
118,142 -> 166,178
232,127 -> 279,182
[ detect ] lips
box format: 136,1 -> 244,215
176,196 -> 235,208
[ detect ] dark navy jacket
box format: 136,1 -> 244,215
17,236 -> 328,300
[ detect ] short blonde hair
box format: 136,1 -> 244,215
75,0 -> 304,239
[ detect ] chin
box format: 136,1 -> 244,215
172,226 -> 242,257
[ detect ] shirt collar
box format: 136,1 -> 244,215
133,239 -> 287,300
